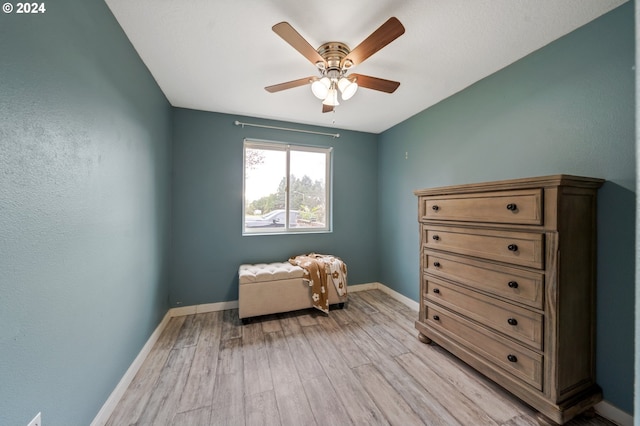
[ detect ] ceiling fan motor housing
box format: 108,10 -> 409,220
316,42 -> 352,77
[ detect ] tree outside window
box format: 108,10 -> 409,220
243,140 -> 332,235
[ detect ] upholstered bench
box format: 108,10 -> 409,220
238,262 -> 347,321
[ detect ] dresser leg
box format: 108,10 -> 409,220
417,333 -> 432,344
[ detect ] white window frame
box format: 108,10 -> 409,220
242,139 -> 332,235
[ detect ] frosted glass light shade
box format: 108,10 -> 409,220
338,77 -> 358,100
337,78 -> 348,91
311,77 -> 330,99
322,88 -> 339,106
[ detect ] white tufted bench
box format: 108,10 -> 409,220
238,262 -> 347,321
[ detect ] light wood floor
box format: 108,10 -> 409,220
106,289 -> 614,426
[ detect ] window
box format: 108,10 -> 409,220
243,139 -> 332,235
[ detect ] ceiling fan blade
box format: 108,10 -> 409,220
349,74 -> 400,93
265,76 -> 316,93
322,104 -> 334,113
272,22 -> 326,66
342,17 -> 405,67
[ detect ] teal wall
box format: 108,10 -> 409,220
378,2 -> 635,415
0,1 -> 172,425
0,0 -> 634,424
170,109 -> 379,306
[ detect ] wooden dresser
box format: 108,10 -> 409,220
414,175 -> 604,425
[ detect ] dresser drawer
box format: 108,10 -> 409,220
425,303 -> 543,390
425,277 -> 543,350
424,250 -> 544,309
420,189 -> 543,225
424,226 -> 544,269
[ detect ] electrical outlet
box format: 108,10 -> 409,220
27,412 -> 41,426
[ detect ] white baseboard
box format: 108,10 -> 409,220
92,283 -> 632,426
91,310 -> 173,426
348,281 -> 419,311
348,281 -> 419,312
347,282 -> 379,292
169,300 -> 239,317
373,282 -> 420,311
594,400 -> 633,426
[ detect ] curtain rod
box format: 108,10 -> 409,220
234,120 -> 340,139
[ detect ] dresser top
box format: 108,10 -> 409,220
414,174 -> 604,197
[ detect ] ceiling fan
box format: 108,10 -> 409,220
265,17 -> 405,113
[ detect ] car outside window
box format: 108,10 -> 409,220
243,139 -> 332,235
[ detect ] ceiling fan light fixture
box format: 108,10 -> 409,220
322,87 -> 339,106
311,77 -> 330,99
338,77 -> 358,100
266,18 -> 405,112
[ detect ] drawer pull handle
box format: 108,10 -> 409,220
507,354 -> 518,363
432,205 -> 439,211
507,244 -> 518,252
508,281 -> 519,289
506,203 -> 517,211
433,288 -> 440,294
507,318 -> 518,326
432,315 -> 440,321
432,235 -> 440,241
433,262 -> 441,267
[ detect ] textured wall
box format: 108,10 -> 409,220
635,0 -> 640,420
378,2 -> 635,415
0,1 -> 172,425
0,0 -> 634,423
171,110 -> 379,306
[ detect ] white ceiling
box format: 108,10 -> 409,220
105,0 -> 627,134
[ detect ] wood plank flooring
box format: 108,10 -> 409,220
106,290 -> 614,426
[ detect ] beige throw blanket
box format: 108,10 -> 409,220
289,253 -> 347,314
